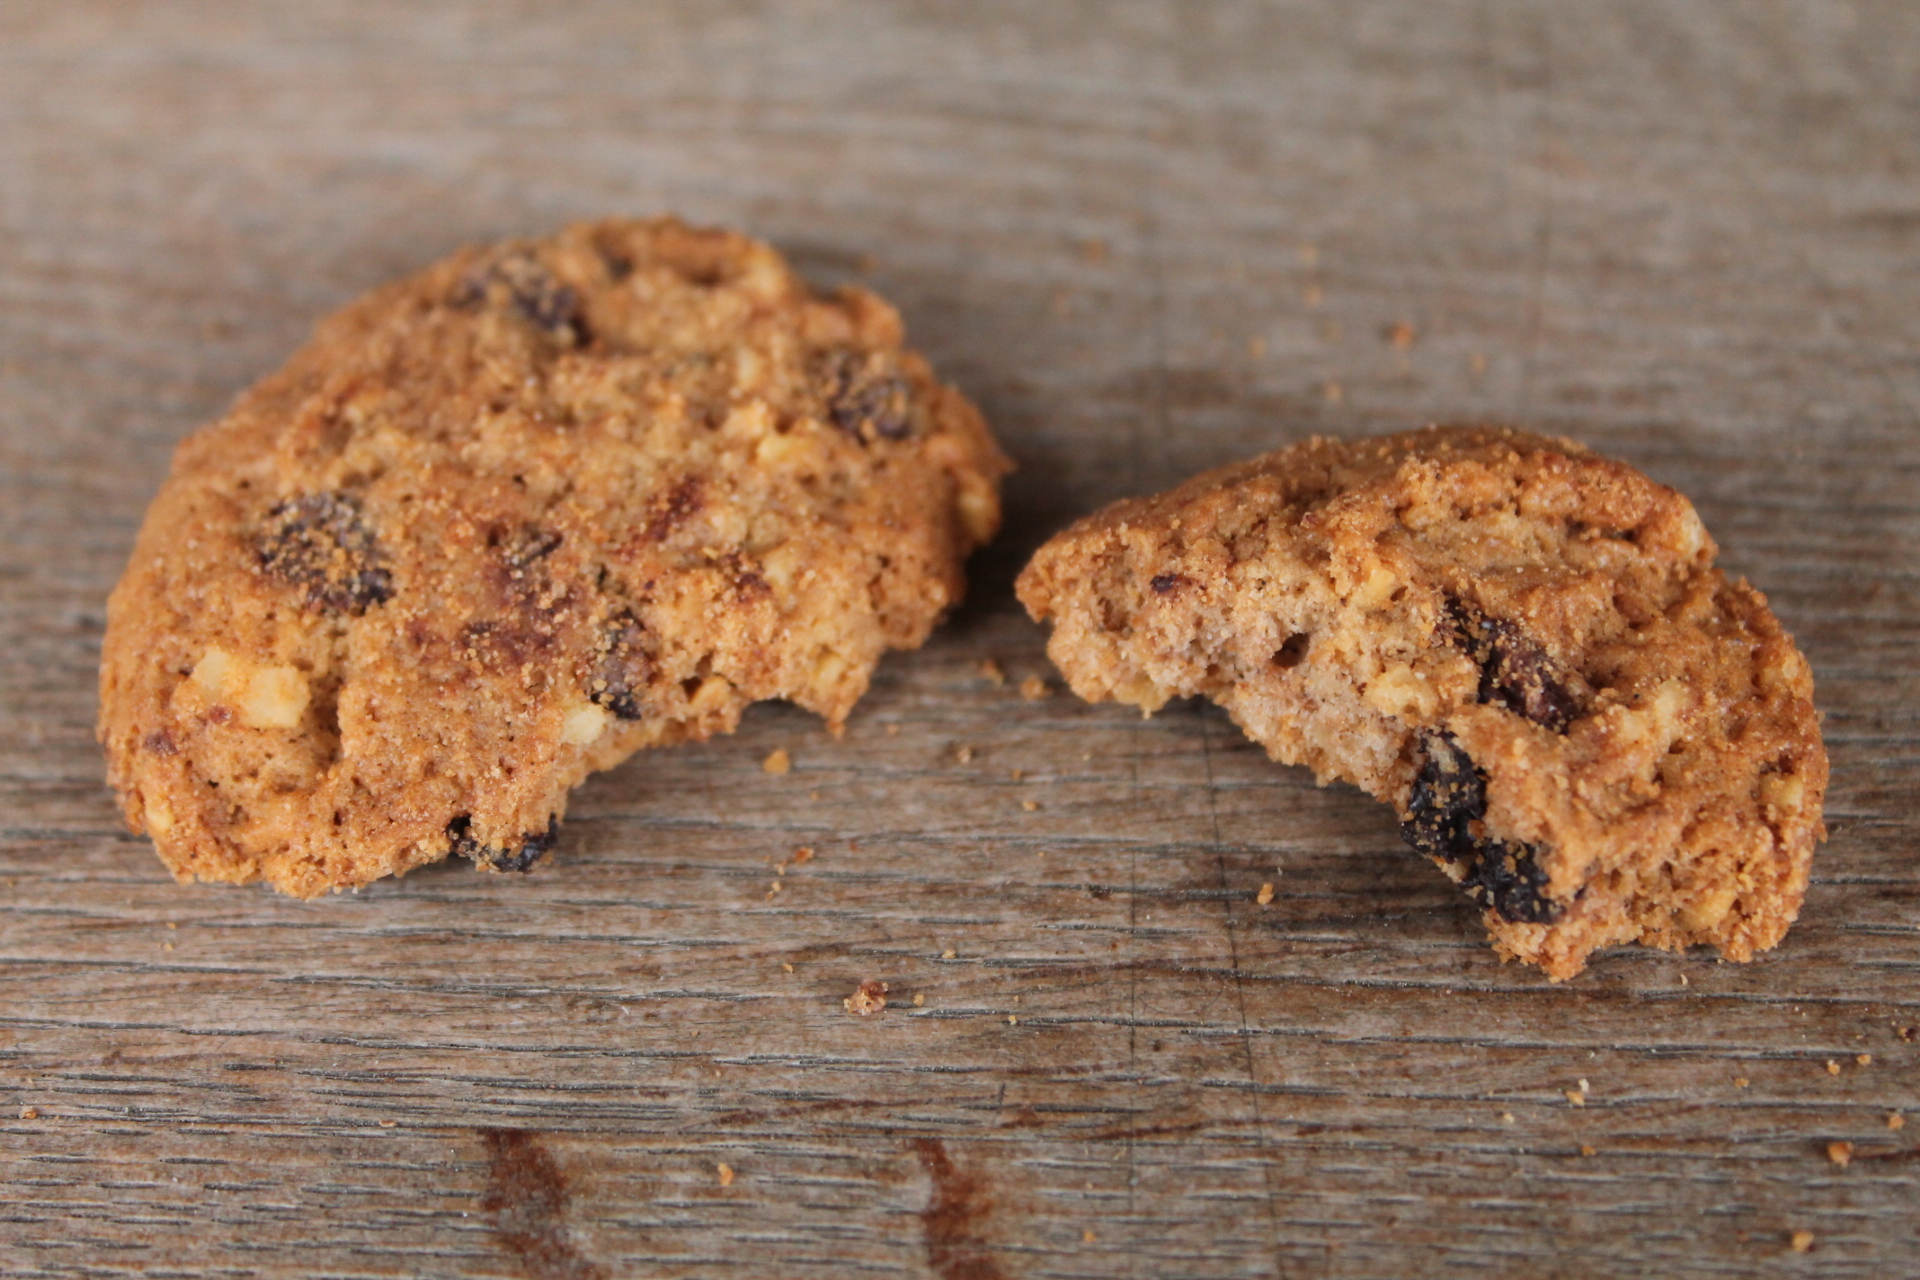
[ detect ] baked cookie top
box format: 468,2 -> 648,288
1018,426 -> 1825,979
100,217 -> 1009,897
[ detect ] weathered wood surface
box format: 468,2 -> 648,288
3,3 -> 1918,1276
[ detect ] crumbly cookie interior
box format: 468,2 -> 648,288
100,218 -> 1009,896
1017,427 -> 1825,980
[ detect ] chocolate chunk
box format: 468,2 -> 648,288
1272,633 -> 1311,670
817,349 -> 914,442
1445,600 -> 1578,732
447,814 -> 559,874
589,611 -> 653,720
1401,730 -> 1559,924
257,492 -> 393,615
498,524 -> 563,572
453,255 -> 588,344
1149,573 -> 1191,596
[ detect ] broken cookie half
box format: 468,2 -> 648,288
100,218 -> 1010,896
1017,426 -> 1825,980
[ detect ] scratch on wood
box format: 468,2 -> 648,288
478,1128 -> 607,1280
911,1137 -> 1006,1280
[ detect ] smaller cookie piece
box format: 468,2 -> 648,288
100,217 -> 1010,897
1017,427 -> 1826,980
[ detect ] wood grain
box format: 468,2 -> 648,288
3,3 -> 1918,1276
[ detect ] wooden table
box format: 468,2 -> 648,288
3,4 -> 1916,1276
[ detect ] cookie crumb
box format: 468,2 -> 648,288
1019,675 -> 1050,701
978,658 -> 1006,687
1501,1112 -> 1515,1125
762,748 -> 791,776
941,948 -> 956,960
1827,1141 -> 1853,1167
1826,1059 -> 1841,1076
717,1162 -> 735,1187
1385,321 -> 1416,350
955,745 -> 974,764
1856,1053 -> 1872,1066
1789,1230 -> 1814,1253
18,1106 -> 37,1120
782,962 -> 794,973
1579,1144 -> 1596,1157
379,1120 -> 397,1128
1083,1228 -> 1097,1244
913,993 -> 925,1007
791,846 -> 814,866
844,980 -> 888,1016
1887,1112 -> 1904,1131
1021,799 -> 1040,812
1007,1014 -> 1019,1025
1256,882 -> 1275,906
1734,1077 -> 1750,1088
1565,1089 -> 1586,1107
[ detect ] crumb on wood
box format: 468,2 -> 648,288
1385,320 -> 1416,349
1021,799 -> 1040,811
1735,1077 -> 1750,1088
1826,1059 -> 1841,1076
1007,1014 -> 1019,1025
955,744 -> 973,764
782,962 -> 794,974
1501,1112 -> 1515,1125
1256,882 -> 1275,906
379,1119 -> 396,1128
18,1106 -> 37,1120
1827,1141 -> 1853,1167
1083,1228 -> 1097,1244
1019,675 -> 1050,701
791,846 -> 814,866
1579,1144 -> 1596,1157
844,980 -> 888,1016
941,948 -> 957,960
978,658 -> 1006,687
1565,1089 -> 1586,1107
717,1162 -> 734,1187
913,993 -> 925,1007
762,748 -> 791,775
1789,1230 -> 1814,1254
1856,1053 -> 1872,1066
1889,1113 -> 1905,1131
886,723 -> 899,736
1896,1025 -> 1915,1042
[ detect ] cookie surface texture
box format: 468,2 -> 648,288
1017,427 -> 1825,980
101,218 -> 1009,896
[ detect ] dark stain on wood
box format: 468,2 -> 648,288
478,1128 -> 607,1280
911,1137 -> 1006,1280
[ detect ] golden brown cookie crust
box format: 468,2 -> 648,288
100,217 -> 1010,897
1018,426 -> 1825,980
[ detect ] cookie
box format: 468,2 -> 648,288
1017,427 -> 1825,980
100,217 -> 1010,896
